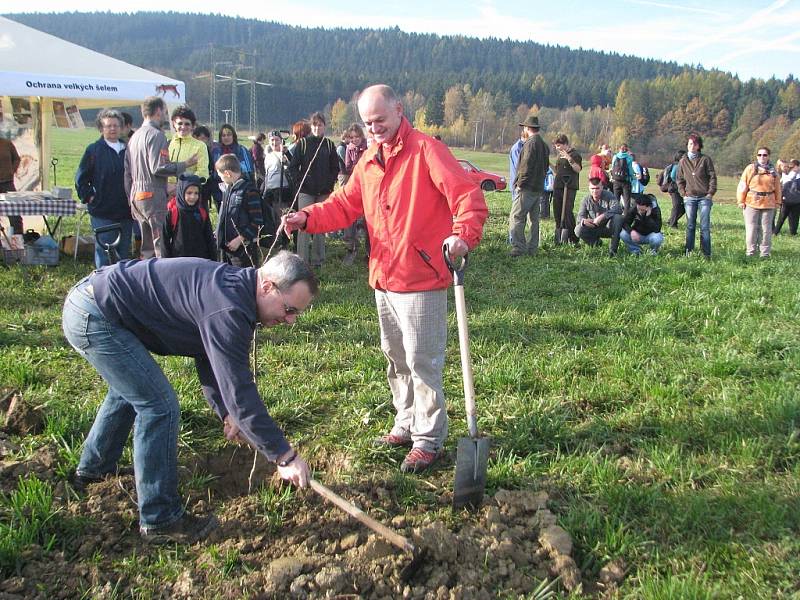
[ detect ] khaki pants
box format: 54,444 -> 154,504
297,193 -> 327,266
130,196 -> 167,259
743,206 -> 775,257
375,289 -> 448,452
509,188 -> 542,254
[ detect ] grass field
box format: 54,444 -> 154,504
1,136 -> 798,597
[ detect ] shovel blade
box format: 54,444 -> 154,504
452,436 -> 490,510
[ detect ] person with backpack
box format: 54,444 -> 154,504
736,147 -> 781,258
610,144 -> 635,213
677,133 -> 717,258
659,150 -> 686,228
161,175 -> 217,260
630,153 -> 649,197
774,159 -> 800,235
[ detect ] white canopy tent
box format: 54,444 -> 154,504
0,16 -> 185,188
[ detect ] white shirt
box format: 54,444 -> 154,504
105,139 -> 124,153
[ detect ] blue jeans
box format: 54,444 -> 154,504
62,279 -> 183,529
683,196 -> 712,256
620,230 -> 664,255
90,215 -> 133,268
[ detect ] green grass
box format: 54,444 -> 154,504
2,142 -> 799,597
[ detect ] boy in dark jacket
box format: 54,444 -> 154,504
215,154 -> 263,268
75,109 -> 134,267
162,175 -> 217,260
620,194 -> 664,255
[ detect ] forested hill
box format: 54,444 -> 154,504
8,11 -> 687,121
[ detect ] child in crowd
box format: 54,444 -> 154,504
215,154 -> 263,267
162,175 -> 217,260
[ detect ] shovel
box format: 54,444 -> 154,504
443,246 -> 490,510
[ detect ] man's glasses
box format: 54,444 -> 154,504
275,287 -> 300,316
757,153 -> 769,157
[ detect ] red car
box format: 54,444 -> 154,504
457,159 -> 507,192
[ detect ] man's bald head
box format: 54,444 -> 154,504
358,84 -> 404,145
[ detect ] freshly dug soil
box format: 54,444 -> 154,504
0,445 -> 623,599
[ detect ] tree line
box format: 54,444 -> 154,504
9,11 -> 800,173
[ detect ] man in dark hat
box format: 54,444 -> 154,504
509,116 -> 549,256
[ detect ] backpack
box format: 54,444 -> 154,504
639,165 -> 650,187
611,157 -> 629,182
168,198 -> 208,229
658,163 -> 673,193
783,178 -> 800,206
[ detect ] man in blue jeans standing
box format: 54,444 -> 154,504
677,133 -> 717,258
62,252 -> 316,544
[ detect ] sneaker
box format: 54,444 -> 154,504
400,448 -> 443,473
373,433 -> 412,448
140,511 -> 219,545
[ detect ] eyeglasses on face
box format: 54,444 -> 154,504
757,153 -> 769,157
275,287 -> 300,316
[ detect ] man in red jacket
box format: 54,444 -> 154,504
284,84 -> 488,473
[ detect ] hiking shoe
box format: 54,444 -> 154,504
400,448 -> 443,473
140,512 -> 219,545
373,433 -> 413,448
69,467 -> 134,494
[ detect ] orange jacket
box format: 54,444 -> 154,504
302,118 -> 488,292
737,163 -> 781,209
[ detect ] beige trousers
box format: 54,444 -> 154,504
297,193 -> 327,266
743,206 -> 775,257
375,288 -> 448,452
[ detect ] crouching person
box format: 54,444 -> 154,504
62,252 -> 317,544
620,194 -> 664,255
575,177 -> 623,256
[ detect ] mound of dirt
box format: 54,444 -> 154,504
0,445 -> 625,599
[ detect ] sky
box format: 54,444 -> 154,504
7,0 -> 800,81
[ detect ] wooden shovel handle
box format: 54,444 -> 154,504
309,479 -> 415,554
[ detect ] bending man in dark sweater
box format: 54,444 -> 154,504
62,251 -> 317,544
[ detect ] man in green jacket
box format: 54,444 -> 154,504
509,115 -> 549,257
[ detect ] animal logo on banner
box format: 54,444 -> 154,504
155,84 -> 181,98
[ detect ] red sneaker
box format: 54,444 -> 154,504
400,448 -> 442,473
373,433 -> 412,448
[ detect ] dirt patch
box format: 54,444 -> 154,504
0,445 -> 624,599
1,389 -> 44,436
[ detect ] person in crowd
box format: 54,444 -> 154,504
192,125 -> 216,210
574,176 -> 623,256
663,150 -> 686,228
63,251 -> 316,544
508,129 -> 525,240
775,159 -> 800,235
0,134 -> 21,236
210,124 -> 255,211
167,106 -> 209,194
263,130 -> 293,250
251,133 -> 266,190
336,131 -> 349,188
677,133 -> 717,258
736,146 -> 781,258
620,194 -> 664,255
610,143 -> 635,212
509,115 -> 548,256
216,154 -> 263,268
589,144 -> 611,190
342,123 -> 370,264
542,165 -> 553,219
287,112 -> 340,269
630,153 -> 646,197
120,112 -> 135,142
286,120 -> 311,157
552,133 -> 582,245
161,174 -> 217,260
124,96 -> 198,259
283,84 -> 488,473
75,109 -> 134,268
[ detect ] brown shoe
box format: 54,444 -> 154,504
373,433 -> 412,448
400,448 -> 443,473
140,511 -> 219,545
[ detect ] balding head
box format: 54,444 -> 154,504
358,84 -> 404,145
